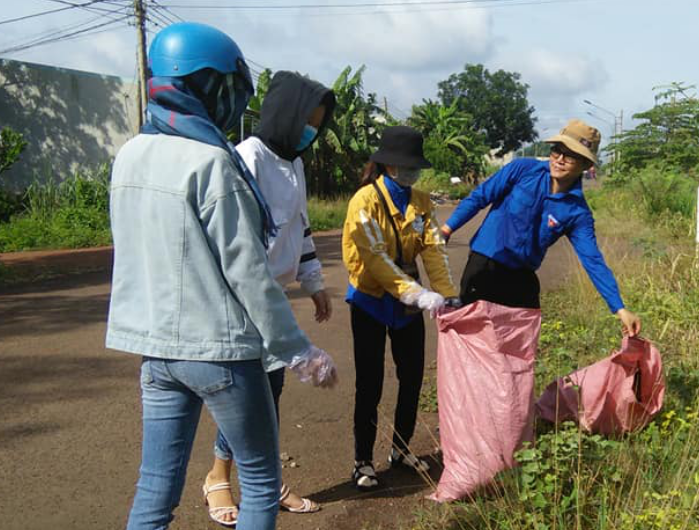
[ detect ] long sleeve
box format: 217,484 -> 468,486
445,160 -> 525,232
297,224 -> 324,295
200,186 -> 311,363
345,199 -> 422,300
567,212 -> 624,313
419,207 -> 458,297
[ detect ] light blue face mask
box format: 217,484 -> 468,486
296,124 -> 318,151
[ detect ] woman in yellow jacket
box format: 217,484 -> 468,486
342,126 -> 459,490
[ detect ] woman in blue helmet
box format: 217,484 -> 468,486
106,22 -> 338,530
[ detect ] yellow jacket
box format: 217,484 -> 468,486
342,176 -> 458,300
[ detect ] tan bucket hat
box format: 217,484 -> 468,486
544,119 -> 600,164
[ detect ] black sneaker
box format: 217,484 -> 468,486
352,460 -> 379,490
388,449 -> 430,472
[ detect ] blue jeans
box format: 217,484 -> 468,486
127,357 -> 280,530
214,367 -> 285,461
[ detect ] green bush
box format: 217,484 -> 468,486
630,164 -> 697,219
0,164 -> 111,252
0,126 -> 27,174
0,188 -> 26,223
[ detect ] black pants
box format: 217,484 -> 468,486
351,304 -> 425,462
460,251 -> 541,309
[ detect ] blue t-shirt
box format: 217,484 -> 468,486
445,158 -> 624,313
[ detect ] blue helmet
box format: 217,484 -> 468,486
149,22 -> 249,80
148,22 -> 253,131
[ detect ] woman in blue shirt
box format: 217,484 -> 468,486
440,119 -> 641,335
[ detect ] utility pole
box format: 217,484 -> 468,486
134,0 -> 148,128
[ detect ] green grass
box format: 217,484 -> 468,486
307,195 -> 349,232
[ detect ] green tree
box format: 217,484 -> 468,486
408,99 -> 488,180
305,65 -> 386,196
438,64 -> 537,156
0,127 -> 27,174
612,82 -> 699,173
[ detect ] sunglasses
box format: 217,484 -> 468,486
550,144 -> 584,164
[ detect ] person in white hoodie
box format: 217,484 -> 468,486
202,70 -> 336,524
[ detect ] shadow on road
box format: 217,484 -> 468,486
311,231 -> 343,266
0,271 -> 110,339
0,352 -> 134,447
309,452 -> 443,504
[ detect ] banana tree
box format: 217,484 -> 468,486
409,99 -> 488,180
305,65 -> 387,196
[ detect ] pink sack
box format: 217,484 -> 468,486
430,300 -> 541,502
536,337 -> 665,435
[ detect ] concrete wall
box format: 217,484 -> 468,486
0,58 -> 139,190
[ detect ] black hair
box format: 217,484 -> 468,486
359,161 -> 387,188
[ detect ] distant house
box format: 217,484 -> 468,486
486,148 -> 515,168
0,58 -> 139,190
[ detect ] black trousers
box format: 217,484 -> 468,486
460,251 -> 541,309
351,304 -> 425,462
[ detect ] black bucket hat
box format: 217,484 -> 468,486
370,126 -> 432,169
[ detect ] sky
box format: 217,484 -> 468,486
1,0 -> 697,147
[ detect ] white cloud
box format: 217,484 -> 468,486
306,8 -> 495,73
520,48 -> 608,97
497,47 -> 610,136
72,30 -> 136,78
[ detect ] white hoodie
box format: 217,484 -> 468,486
237,136 -> 324,295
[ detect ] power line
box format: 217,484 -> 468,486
146,9 -> 173,26
41,0 -> 131,15
0,0 -> 123,26
149,0 -> 185,22
0,15 -> 130,55
163,0 -> 589,11
164,0 -> 526,8
0,2 -> 132,56
0,5 -> 75,26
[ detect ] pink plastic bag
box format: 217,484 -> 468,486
536,337 -> 665,435
430,300 -> 541,502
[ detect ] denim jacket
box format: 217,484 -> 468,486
106,134 -> 310,370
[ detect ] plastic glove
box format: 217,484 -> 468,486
289,345 -> 338,388
401,288 -> 445,318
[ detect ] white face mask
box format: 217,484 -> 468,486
392,167 -> 421,187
